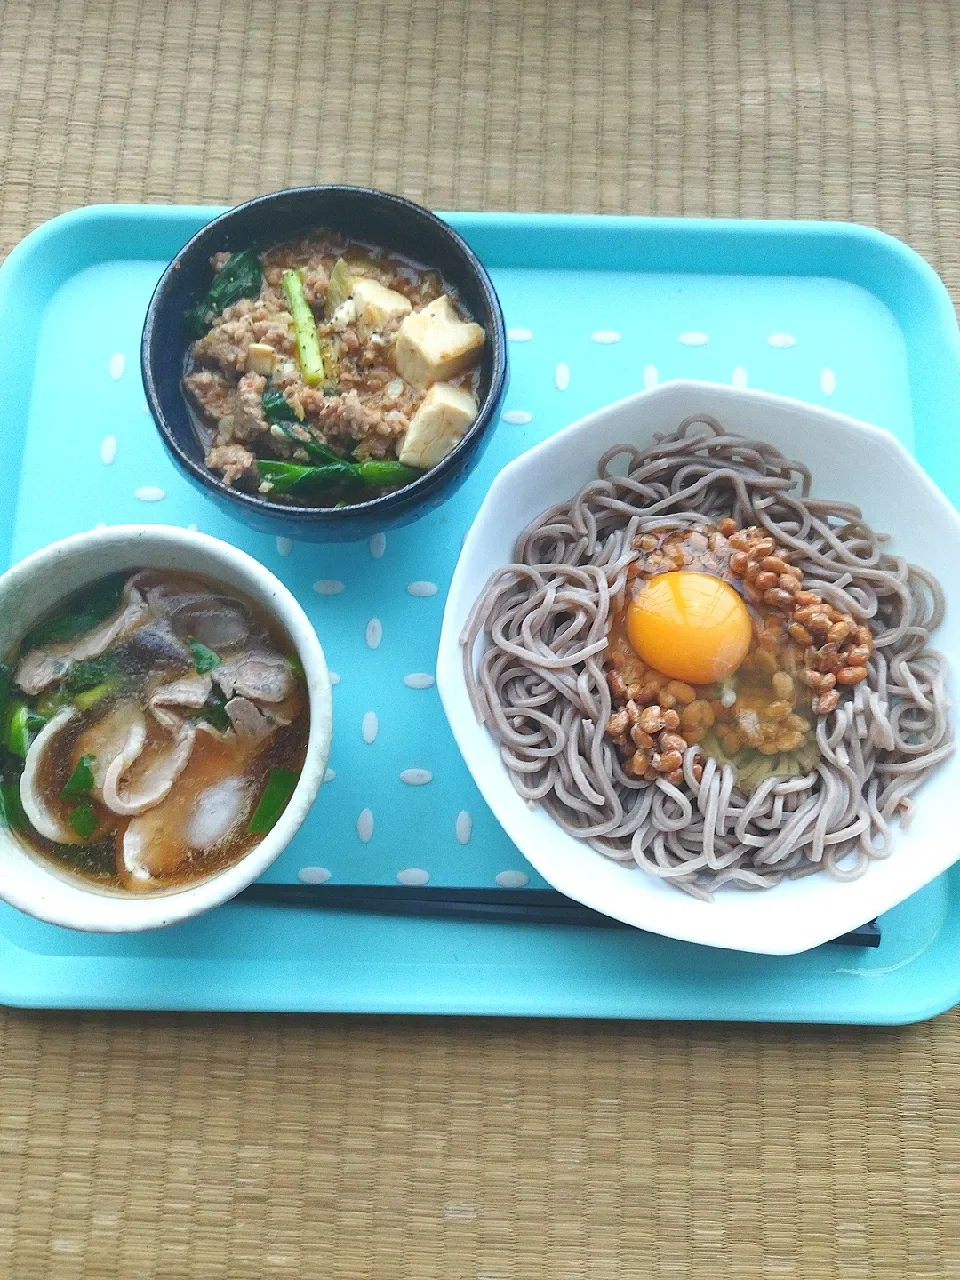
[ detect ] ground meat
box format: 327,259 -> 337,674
301,265 -> 330,308
210,251 -> 232,272
193,298 -> 295,375
233,373 -> 269,442
184,369 -> 234,424
296,389 -> 406,459
206,443 -> 258,487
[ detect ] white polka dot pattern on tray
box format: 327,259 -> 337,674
407,581 -> 437,597
362,711 -> 379,744
365,618 -> 382,649
100,435 -> 117,465
403,673 -> 435,689
679,331 -> 709,346
501,409 -> 533,425
276,536 -> 292,557
328,671 -> 341,686
495,870 -> 529,889
323,768 -> 336,783
400,768 -> 432,786
732,365 -> 749,389
109,352 -> 125,379
369,531 -> 386,559
767,332 -> 796,348
820,368 -> 837,395
314,579 -> 345,595
455,811 -> 473,845
397,867 -> 429,886
507,327 -> 533,342
554,362 -> 570,391
591,330 -> 620,344
135,486 -> 165,502
298,866 -> 331,884
357,809 -> 374,843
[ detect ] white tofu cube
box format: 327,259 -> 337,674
245,342 -> 277,375
352,278 -> 412,340
398,382 -> 479,469
394,295 -> 485,389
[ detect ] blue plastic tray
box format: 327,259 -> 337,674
2,206 -> 960,1021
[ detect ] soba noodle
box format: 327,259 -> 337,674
461,416 -> 953,899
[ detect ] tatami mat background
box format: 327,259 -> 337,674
2,1 -> 960,1276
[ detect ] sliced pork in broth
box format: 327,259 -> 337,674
0,570 -> 309,893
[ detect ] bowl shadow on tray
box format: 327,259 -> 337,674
141,185 -> 508,543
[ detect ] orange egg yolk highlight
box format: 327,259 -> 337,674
625,571 -> 752,685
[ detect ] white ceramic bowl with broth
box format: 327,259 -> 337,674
437,381 -> 960,955
0,526 -> 332,932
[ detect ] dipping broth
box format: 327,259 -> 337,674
0,570 -> 309,893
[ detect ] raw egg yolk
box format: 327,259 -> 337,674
626,571 -> 752,685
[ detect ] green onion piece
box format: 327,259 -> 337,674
22,574 -> 127,650
184,248 -> 263,337
35,688 -> 70,720
247,769 -> 299,835
197,688 -> 230,733
65,657 -> 112,695
188,637 -> 221,675
67,802 -> 98,842
356,459 -> 423,486
0,782 -> 28,830
4,703 -> 30,758
261,387 -> 299,424
74,680 -> 120,712
60,754 -> 96,800
282,268 -> 325,386
26,713 -> 46,734
285,654 -> 304,680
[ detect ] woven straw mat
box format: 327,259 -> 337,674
2,1 -> 960,1277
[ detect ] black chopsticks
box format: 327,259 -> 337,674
236,882 -> 882,948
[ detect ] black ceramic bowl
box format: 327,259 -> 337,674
141,186 -> 507,542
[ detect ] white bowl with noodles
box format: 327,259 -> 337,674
0,525 -> 332,933
437,380 -> 960,955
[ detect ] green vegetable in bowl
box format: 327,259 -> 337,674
247,769 -> 299,835
60,755 -> 96,800
67,802 -> 98,842
282,268 -> 325,386
184,248 -> 263,337
22,574 -> 127,650
188,638 -> 221,675
261,388 -> 299,425
74,681 -> 121,712
66,657 -> 114,695
258,458 -> 422,496
0,782 -> 27,830
273,423 -> 342,466
3,703 -> 30,759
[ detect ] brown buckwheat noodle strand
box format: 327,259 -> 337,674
461,416 -> 953,900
